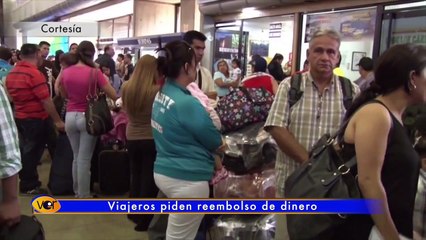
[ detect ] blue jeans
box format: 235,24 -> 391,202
65,112 -> 97,198
15,118 -> 49,192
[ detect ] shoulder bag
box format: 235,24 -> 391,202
284,120 -> 360,239
85,68 -> 113,136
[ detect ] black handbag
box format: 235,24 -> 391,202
0,215 -> 45,240
284,123 -> 360,240
85,69 -> 113,136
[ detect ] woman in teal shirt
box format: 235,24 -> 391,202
152,40 -> 224,240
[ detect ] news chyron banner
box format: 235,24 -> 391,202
31,196 -> 382,215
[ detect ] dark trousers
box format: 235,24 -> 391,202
16,118 -> 49,192
45,117 -> 57,161
127,139 -> 159,229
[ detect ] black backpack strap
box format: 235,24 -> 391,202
339,76 -> 353,111
198,69 -> 202,89
288,74 -> 304,109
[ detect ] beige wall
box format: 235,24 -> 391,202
133,0 -> 175,37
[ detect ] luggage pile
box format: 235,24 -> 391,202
209,214 -> 276,240
209,121 -> 277,238
221,122 -> 276,175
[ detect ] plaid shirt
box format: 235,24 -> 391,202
265,72 -> 360,197
0,84 -> 21,179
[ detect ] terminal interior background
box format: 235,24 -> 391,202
1,0 -> 426,239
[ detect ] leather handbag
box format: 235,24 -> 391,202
85,69 -> 113,136
216,87 -> 274,133
0,215 -> 45,240
284,123 -> 360,239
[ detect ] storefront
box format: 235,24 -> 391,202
210,0 -> 426,81
212,14 -> 294,77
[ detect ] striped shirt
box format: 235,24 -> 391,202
0,84 -> 22,179
265,72 -> 360,197
6,61 -> 50,119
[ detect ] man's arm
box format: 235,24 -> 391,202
264,77 -> 308,163
41,99 -> 65,131
266,126 -> 309,163
0,175 -> 20,227
0,86 -> 21,226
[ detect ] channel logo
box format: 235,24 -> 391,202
32,195 -> 61,213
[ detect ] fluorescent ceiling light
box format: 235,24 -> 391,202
215,21 -> 241,27
385,1 -> 426,10
242,7 -> 256,14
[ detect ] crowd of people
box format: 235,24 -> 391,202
0,28 -> 425,240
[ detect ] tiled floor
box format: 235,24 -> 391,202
19,151 -> 148,240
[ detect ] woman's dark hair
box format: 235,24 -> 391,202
250,55 -> 267,73
54,50 -> 64,71
344,43 -> 426,121
271,53 -> 284,62
0,47 -> 12,61
156,40 -> 195,79
59,53 -> 78,67
76,41 -> 96,68
232,58 -> 241,68
69,43 -> 78,52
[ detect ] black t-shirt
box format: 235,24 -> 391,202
38,60 -> 55,97
123,64 -> 134,81
334,100 -> 420,239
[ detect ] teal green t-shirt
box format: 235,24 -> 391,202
152,80 -> 222,181
0,60 -> 12,86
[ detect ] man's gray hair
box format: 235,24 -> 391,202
309,29 -> 341,46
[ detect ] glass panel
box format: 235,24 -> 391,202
380,8 -> 426,53
99,20 -> 113,38
113,15 -> 130,38
213,25 -> 243,77
300,8 -> 376,81
243,15 -> 294,77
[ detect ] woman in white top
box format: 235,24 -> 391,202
214,59 -> 239,97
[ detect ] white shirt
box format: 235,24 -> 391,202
232,68 -> 241,81
195,65 -> 216,94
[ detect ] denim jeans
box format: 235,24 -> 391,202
15,118 -> 49,192
65,112 -> 97,198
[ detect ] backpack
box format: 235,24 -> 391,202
288,74 -> 354,110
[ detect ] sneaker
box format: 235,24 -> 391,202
20,187 -> 48,195
211,168 -> 229,185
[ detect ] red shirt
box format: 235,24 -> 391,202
6,61 -> 50,119
241,72 -> 274,95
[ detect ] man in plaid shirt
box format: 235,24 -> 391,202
0,83 -> 22,226
264,29 -> 359,239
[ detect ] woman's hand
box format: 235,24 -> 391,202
216,138 -> 227,153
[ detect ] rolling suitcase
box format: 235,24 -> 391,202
98,147 -> 130,195
47,132 -> 74,195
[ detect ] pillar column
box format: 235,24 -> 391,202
180,0 -> 202,32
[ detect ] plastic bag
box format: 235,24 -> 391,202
209,214 -> 276,240
214,170 -> 276,199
